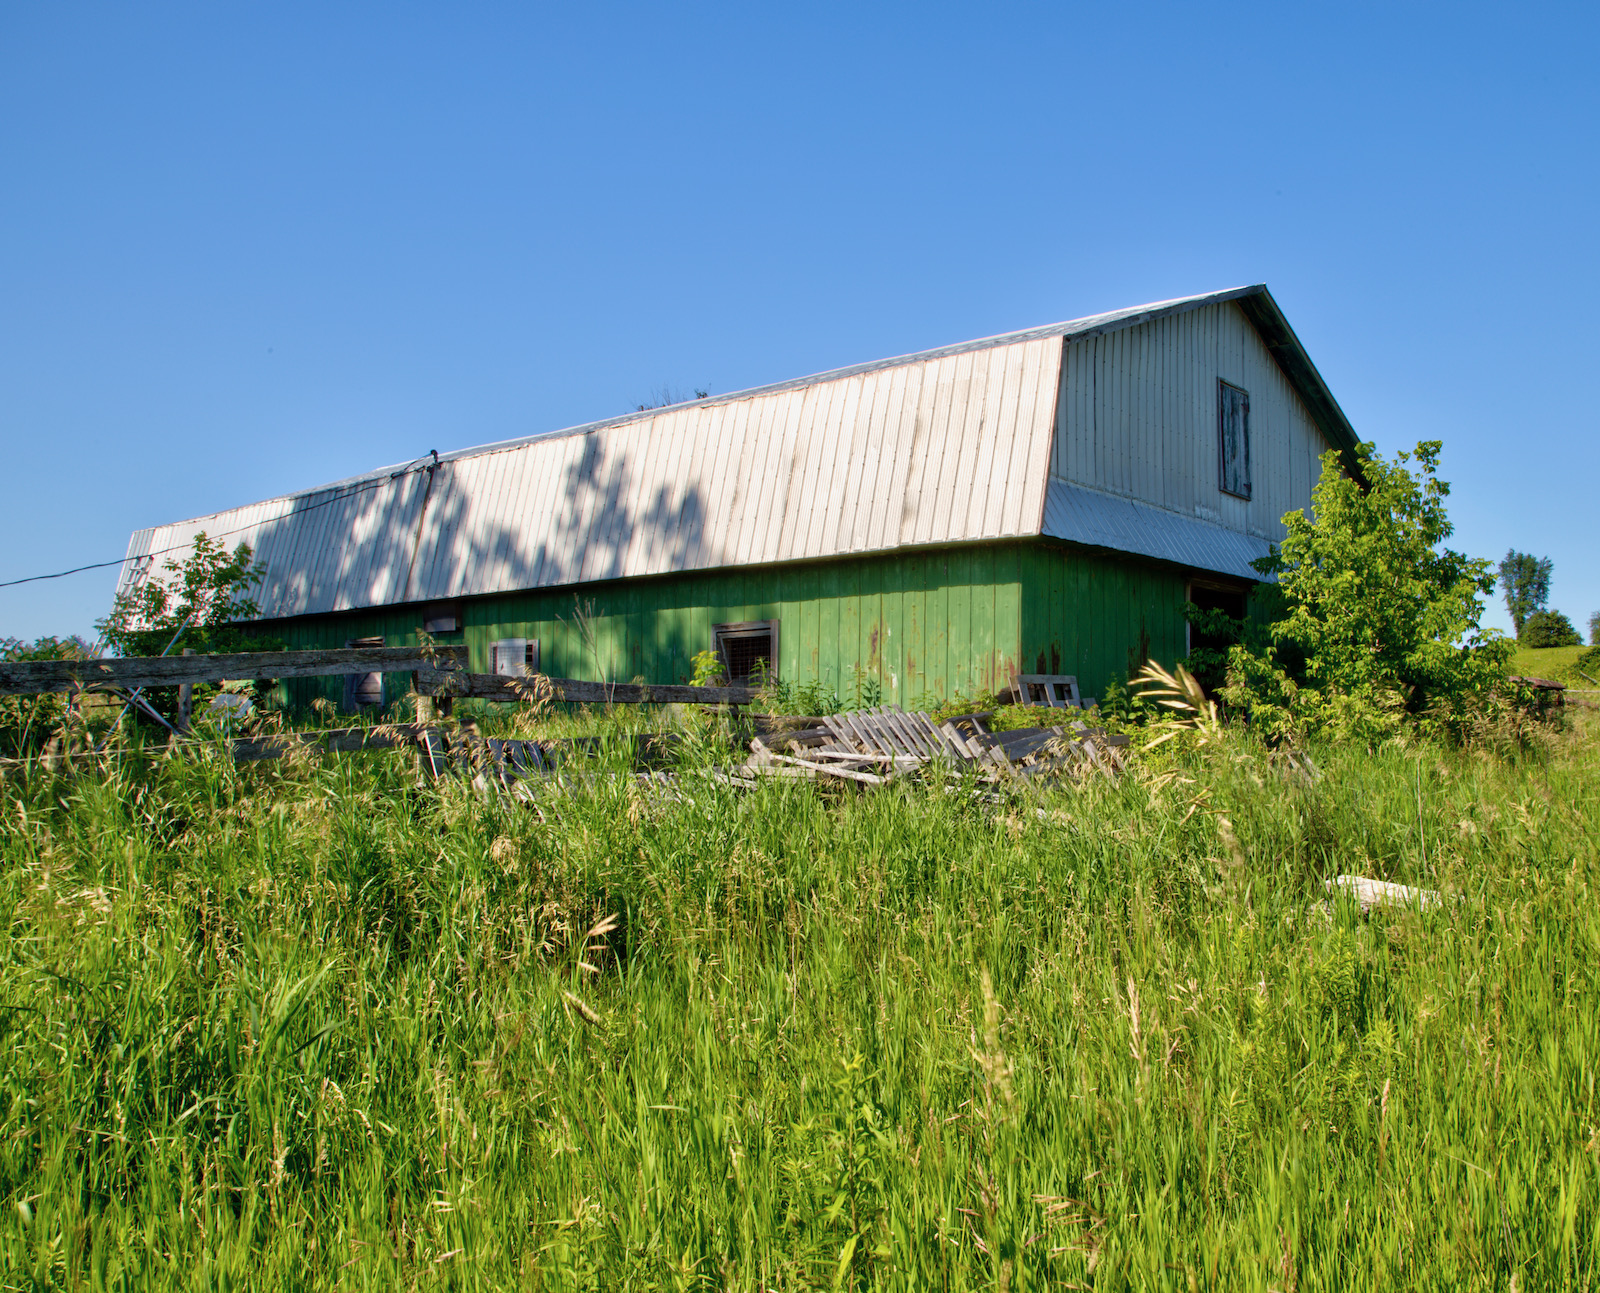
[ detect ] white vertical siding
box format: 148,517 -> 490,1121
1051,301 -> 1330,541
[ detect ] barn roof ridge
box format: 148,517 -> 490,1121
443,283 -> 1272,464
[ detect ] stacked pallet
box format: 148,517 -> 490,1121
722,706 -> 1128,788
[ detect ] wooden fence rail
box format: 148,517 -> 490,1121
1,646 -> 758,707
0,646 -> 467,695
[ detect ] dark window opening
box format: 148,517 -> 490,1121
1218,380 -> 1251,499
490,638 -> 539,676
343,635 -> 385,711
713,621 -> 778,684
422,602 -> 462,633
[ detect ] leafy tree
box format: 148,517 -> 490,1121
1221,441 -> 1512,743
1520,609 -> 1581,648
1182,601 -> 1247,694
1590,610 -> 1600,646
1498,550 -> 1552,638
97,533 -> 265,658
95,534 -> 281,721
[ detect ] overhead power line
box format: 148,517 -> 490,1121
0,452 -> 439,592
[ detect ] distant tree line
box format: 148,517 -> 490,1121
1498,550 -> 1590,647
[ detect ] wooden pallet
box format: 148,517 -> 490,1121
730,706 -> 1129,787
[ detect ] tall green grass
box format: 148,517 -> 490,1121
1,716 -> 1596,1289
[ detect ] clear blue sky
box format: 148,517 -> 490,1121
3,2 -> 1595,645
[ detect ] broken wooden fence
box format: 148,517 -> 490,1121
0,645 -> 469,695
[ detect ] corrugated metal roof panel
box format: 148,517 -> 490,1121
1040,479 -> 1274,583
117,333 -> 1064,616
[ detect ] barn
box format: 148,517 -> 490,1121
116,284 -> 1359,710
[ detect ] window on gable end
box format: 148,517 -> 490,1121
1218,381 -> 1251,499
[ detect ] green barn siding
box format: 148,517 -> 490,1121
258,539 -> 1199,713
1018,543 -> 1190,702
261,545 -> 1027,711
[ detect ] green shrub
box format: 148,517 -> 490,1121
1222,441 -> 1512,743
1096,671 -> 1160,728
1521,608 -> 1582,648
923,690 -> 1002,722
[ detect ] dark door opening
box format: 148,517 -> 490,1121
1187,585 -> 1247,655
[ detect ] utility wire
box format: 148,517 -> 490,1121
0,452 -> 439,591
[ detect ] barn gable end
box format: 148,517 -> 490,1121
1051,299 -> 1334,537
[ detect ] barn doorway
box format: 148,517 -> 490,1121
1185,582 -> 1249,693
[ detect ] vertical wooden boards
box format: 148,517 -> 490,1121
263,541 -> 1033,711
1049,301 -> 1330,546
947,548 -> 973,700
1017,543 -> 1188,701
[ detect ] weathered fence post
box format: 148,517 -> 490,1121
176,648 -> 195,734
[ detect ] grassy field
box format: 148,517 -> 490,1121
1,712 -> 1597,1289
1511,644 -> 1599,690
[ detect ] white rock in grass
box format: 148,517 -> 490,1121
1326,874 -> 1442,913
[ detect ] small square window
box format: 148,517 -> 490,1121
713,620 -> 778,684
1218,381 -> 1251,499
422,602 -> 461,633
490,638 -> 539,676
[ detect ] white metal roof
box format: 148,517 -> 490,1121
118,286 -> 1341,617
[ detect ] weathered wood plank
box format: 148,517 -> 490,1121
230,724 -> 428,763
0,646 -> 469,696
1325,874 -> 1443,913
769,752 -> 888,785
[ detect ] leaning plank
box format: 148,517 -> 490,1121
745,764 -> 819,781
912,713 -> 962,760
846,712 -> 895,757
937,721 -> 981,763
994,729 -> 1057,761
801,750 -> 924,766
413,669 -> 758,706
871,711 -> 928,757
0,646 -> 469,696
820,714 -> 861,753
768,753 -> 889,785
773,726 -> 834,749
